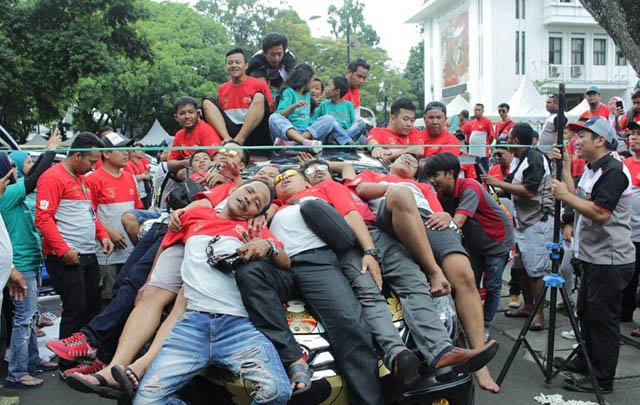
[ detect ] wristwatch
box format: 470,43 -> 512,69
267,239 -> 280,257
363,248 -> 382,262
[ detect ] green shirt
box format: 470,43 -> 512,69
276,87 -> 311,129
0,179 -> 42,272
313,99 -> 356,129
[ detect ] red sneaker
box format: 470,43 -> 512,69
46,332 -> 96,361
62,359 -> 105,378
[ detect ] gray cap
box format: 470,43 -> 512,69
102,132 -> 134,148
568,116 -> 616,143
586,85 -> 601,94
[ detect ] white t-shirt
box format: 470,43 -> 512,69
269,199 -> 326,257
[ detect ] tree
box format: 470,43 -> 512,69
405,43 -> 425,112
580,0 -> 640,75
327,0 -> 380,47
0,0 -> 150,142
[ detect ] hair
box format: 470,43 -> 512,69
312,77 -> 324,90
69,132 -> 105,157
632,92 -> 640,100
347,58 -> 370,73
275,63 -> 315,109
475,103 -> 485,109
238,179 -> 275,215
331,76 -> 349,98
390,97 -> 416,116
459,109 -> 470,119
498,103 -> 510,111
173,96 -> 198,113
223,140 -> 250,166
300,158 -> 330,181
510,122 -> 536,145
496,134 -> 510,149
97,126 -> 114,137
422,152 -> 461,180
225,47 -> 246,61
189,150 -> 212,166
587,132 -> 617,151
262,33 -> 288,53
454,129 -> 466,141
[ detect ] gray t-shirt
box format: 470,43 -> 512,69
538,113 -> 557,156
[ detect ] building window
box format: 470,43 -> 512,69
616,47 -> 627,66
521,0 -> 525,19
549,37 -> 562,65
559,0 -> 572,3
571,38 -> 584,65
593,38 -> 606,65
521,32 -> 526,74
515,0 -> 525,19
516,31 -> 520,74
515,0 -> 519,19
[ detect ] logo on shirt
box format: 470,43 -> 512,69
39,200 -> 49,210
129,188 -> 135,196
106,187 -> 116,199
193,220 -> 204,232
242,96 -> 252,104
234,225 -> 245,236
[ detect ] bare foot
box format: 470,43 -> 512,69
474,366 -> 500,393
288,358 -> 310,392
125,363 -> 145,389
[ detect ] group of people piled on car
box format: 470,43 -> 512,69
0,31 -> 638,403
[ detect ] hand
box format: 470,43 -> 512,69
480,174 -> 500,187
47,126 -> 61,150
134,284 -> 147,306
0,169 -> 13,197
551,145 -> 571,167
169,208 -> 186,231
615,107 -> 624,117
8,268 -> 27,302
102,238 -> 115,256
371,147 -> 386,159
237,228 -> 271,262
425,212 -> 453,231
430,272 -> 451,297
62,249 -> 80,265
362,254 -> 383,290
248,214 -> 267,230
222,138 -> 243,146
551,179 -> 570,201
296,151 -> 315,165
203,172 -> 230,188
218,157 -> 241,180
562,224 -> 574,241
292,100 -> 309,110
108,230 -> 128,250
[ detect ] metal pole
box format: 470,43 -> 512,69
346,16 -> 351,64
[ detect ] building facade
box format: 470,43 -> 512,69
407,0 -> 637,111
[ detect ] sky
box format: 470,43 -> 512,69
167,0 -> 425,70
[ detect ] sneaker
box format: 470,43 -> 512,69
273,138 -> 294,147
302,139 -> 323,154
561,330 -> 576,340
508,295 -> 520,308
62,358 -> 105,378
484,327 -> 490,343
46,332 -> 96,361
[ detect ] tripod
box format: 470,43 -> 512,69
495,84 -> 605,405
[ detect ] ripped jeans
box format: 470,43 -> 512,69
133,312 -> 291,405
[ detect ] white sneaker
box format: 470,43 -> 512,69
303,139 -> 323,154
484,327 -> 490,343
561,330 -> 576,340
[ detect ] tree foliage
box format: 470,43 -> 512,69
405,43 -> 425,112
0,0 -> 150,142
327,0 -> 380,47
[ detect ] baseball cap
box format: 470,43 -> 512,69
424,101 -> 447,116
568,116 -> 616,143
102,132 -> 134,148
585,85 -> 601,95
627,121 -> 640,131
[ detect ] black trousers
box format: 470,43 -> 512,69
235,250 -> 383,405
621,242 -> 640,321
576,262 -> 634,388
45,254 -> 101,340
204,95 -> 271,149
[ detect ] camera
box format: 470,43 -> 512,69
215,252 -> 244,273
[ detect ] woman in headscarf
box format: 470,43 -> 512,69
0,131 -> 60,388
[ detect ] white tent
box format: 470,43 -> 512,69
24,133 -> 48,147
566,98 -> 589,121
139,119 -> 172,146
446,94 -> 472,116
493,77 -> 549,123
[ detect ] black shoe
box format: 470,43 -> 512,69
563,375 -> 612,394
553,356 -> 587,374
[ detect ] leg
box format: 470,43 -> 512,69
242,94 -> 273,149
530,276 -> 544,325
621,242 -> 640,321
473,254 -> 509,327
235,93 -> 266,144
307,116 -> 352,145
346,119 -> 367,140
82,256 -> 103,330
268,114 -> 305,144
202,97 -> 231,140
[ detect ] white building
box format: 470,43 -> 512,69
407,0 -> 638,111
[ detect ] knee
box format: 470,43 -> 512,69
235,260 -> 267,286
386,187 -> 414,210
202,98 -> 217,113
254,379 -> 291,404
121,213 -> 139,231
252,92 -> 266,104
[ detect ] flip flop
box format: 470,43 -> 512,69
66,373 -> 125,400
529,322 -> 544,331
111,365 -> 140,398
4,375 -> 44,389
288,363 -> 313,396
36,360 -> 58,372
504,308 -> 530,318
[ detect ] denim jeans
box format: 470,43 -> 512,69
126,209 -> 162,225
269,113 -> 364,145
468,251 -> 509,327
8,270 -> 41,380
133,312 -> 291,405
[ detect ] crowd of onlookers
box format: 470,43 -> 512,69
0,31 -> 639,403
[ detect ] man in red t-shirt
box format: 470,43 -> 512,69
202,48 -> 274,147
168,97 -> 222,173
343,58 -> 369,114
465,104 -> 495,170
617,92 -> 640,131
580,86 -> 610,120
366,98 -> 425,161
420,101 -> 461,157
495,103 -> 515,137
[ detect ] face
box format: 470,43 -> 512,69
265,45 -> 285,68
390,108 -> 416,136
191,152 -> 213,172
424,109 -> 446,137
628,132 -> 640,152
546,98 -> 558,113
217,147 -> 245,170
493,149 -> 512,167
274,170 -> 307,201
498,107 -> 508,120
575,129 -> 603,160
474,105 -> 484,118
324,79 -> 338,99
22,154 -> 33,175
428,170 -> 455,195
608,97 -> 619,111
347,66 -> 368,89
304,163 -> 330,185
226,181 -> 271,220
458,113 -> 467,124
632,98 -> 640,113
226,52 -> 248,80
74,150 -> 101,175
104,149 -> 129,169
586,92 -> 600,107
563,128 -> 574,141
389,154 -> 419,178
309,80 -> 323,102
174,103 -> 199,130
252,165 -> 279,186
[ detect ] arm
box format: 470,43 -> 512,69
24,151 -> 56,194
168,158 -> 190,172
327,161 -> 356,180
552,186 -> 611,222
386,147 -> 425,161
35,175 -> 71,257
355,182 -> 391,201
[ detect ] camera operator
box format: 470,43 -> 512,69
552,116 -> 635,394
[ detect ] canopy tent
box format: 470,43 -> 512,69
139,119 -> 173,146
489,77 -> 549,123
566,98 -> 589,121
446,94 -> 473,116
24,133 -> 48,148
61,133 -> 78,148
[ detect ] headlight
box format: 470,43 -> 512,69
432,399 -> 450,405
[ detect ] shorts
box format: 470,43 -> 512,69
148,244 -> 185,294
514,218 -> 553,278
126,209 -> 162,225
375,199 -> 468,266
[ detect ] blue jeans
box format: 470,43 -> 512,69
133,312 -> 291,405
8,270 -> 41,380
126,209 -> 162,225
269,113 -> 364,145
469,252 -> 509,327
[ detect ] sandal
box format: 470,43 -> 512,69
504,308 -> 530,318
66,373 -> 125,399
4,375 -> 43,389
36,360 -> 58,372
288,362 -> 312,396
111,365 -> 140,398
35,327 -> 46,337
37,315 -> 55,328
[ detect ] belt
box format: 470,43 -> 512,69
195,311 -> 225,318
293,246 -> 331,257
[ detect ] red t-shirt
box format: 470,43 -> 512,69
488,163 -> 509,181
495,119 -> 515,137
219,76 -> 274,124
195,182 -> 238,208
124,159 -> 141,176
138,156 -> 150,172
366,127 -> 425,153
623,157 -> 640,187
568,137 -> 586,177
343,87 -> 360,109
465,117 -> 495,158
169,121 -> 221,161
620,111 -> 640,129
580,104 -> 610,120
419,129 -> 461,157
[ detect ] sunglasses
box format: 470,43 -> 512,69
304,164 -> 328,176
274,169 -> 299,185
494,152 -> 504,158
219,148 -> 239,157
398,154 -> 419,168
498,109 -> 507,113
